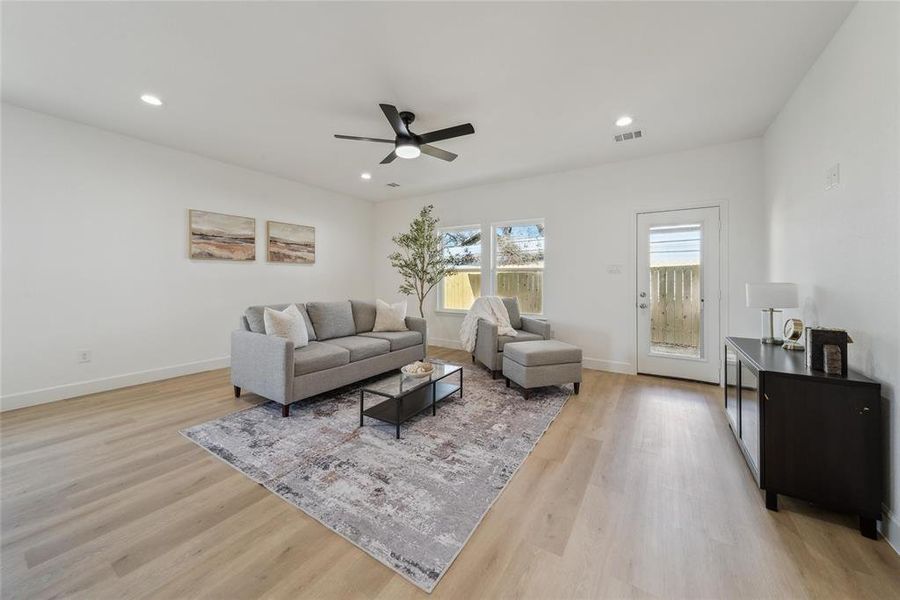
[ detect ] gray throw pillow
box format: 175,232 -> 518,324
502,297 -> 522,329
306,301 -> 356,340
350,300 -> 377,333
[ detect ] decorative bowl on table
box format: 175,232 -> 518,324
401,361 -> 434,378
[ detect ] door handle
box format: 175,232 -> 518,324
860,406 -> 870,415
639,291 -> 647,298
639,303 -> 648,309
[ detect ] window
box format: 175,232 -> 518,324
493,222 -> 544,314
438,226 -> 482,311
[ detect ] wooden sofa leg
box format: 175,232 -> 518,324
282,404 -> 290,418
574,382 -> 580,394
233,386 -> 241,398
506,377 -> 510,388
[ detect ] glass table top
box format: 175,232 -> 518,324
362,363 -> 462,398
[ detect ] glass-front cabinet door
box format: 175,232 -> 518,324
739,364 -> 761,476
724,345 -> 739,433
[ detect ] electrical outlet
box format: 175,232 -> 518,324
77,350 -> 92,363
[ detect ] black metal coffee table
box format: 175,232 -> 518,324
359,363 -> 463,439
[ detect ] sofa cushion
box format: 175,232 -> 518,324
503,339 -> 583,367
306,301 -> 355,340
246,303 -> 317,340
359,330 -> 423,351
497,330 -> 543,351
502,297 -> 522,330
323,336 -> 391,362
293,341 -> 350,376
350,300 -> 377,333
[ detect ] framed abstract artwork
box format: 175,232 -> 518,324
267,221 -> 316,264
189,210 -> 256,261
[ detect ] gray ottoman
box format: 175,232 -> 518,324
502,340 -> 582,398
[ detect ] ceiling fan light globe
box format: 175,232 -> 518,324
395,144 -> 421,159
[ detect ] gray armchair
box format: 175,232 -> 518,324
472,297 -> 551,378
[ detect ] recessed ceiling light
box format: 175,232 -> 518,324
360,172 -> 372,180
615,115 -> 633,127
140,94 -> 164,107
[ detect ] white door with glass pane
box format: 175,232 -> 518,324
636,207 -> 720,383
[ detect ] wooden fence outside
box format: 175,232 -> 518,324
442,269 -> 542,314
650,264 -> 701,348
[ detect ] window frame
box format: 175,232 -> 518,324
490,218 -> 545,316
436,224 -> 484,314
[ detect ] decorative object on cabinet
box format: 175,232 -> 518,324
782,318 -> 805,351
745,283 -> 799,344
189,210 -> 256,261
823,344 -> 843,375
724,337 -> 881,539
806,327 -> 853,377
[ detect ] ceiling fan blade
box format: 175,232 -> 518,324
418,123 -> 475,144
334,134 -> 394,144
420,144 -> 458,162
380,150 -> 398,164
379,103 -> 409,137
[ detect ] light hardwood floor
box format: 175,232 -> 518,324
2,347 -> 899,599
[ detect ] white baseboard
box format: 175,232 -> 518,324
0,356 -> 230,412
882,503 -> 900,555
429,337 -> 464,350
582,357 -> 634,374
428,339 -> 634,375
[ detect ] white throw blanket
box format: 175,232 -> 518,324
459,296 -> 517,353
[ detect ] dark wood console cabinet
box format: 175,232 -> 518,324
724,337 -> 882,539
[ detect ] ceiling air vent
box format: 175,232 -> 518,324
614,129 -> 643,143
386,182 -> 400,187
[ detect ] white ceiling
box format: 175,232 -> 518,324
2,1 -> 853,202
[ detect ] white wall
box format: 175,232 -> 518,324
0,104 -> 374,410
763,2 -> 900,548
373,138 -> 766,374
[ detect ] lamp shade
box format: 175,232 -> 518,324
745,283 -> 798,308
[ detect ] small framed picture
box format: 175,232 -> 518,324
267,221 -> 315,264
189,210 -> 256,261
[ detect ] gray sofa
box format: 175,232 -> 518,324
231,300 -> 426,417
472,297 -> 552,378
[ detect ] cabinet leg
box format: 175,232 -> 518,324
765,490 -> 778,511
233,386 -> 241,398
492,370 -> 499,380
282,404 -> 290,418
505,377 -> 510,388
574,382 -> 580,394
860,517 -> 877,540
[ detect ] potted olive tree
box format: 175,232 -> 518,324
388,204 -> 458,318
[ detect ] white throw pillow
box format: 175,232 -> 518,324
372,299 -> 408,332
264,304 -> 309,348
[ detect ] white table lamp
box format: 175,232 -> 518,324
746,283 -> 798,344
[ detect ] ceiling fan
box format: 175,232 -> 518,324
334,103 -> 475,164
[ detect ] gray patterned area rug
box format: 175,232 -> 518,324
182,361 -> 571,593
